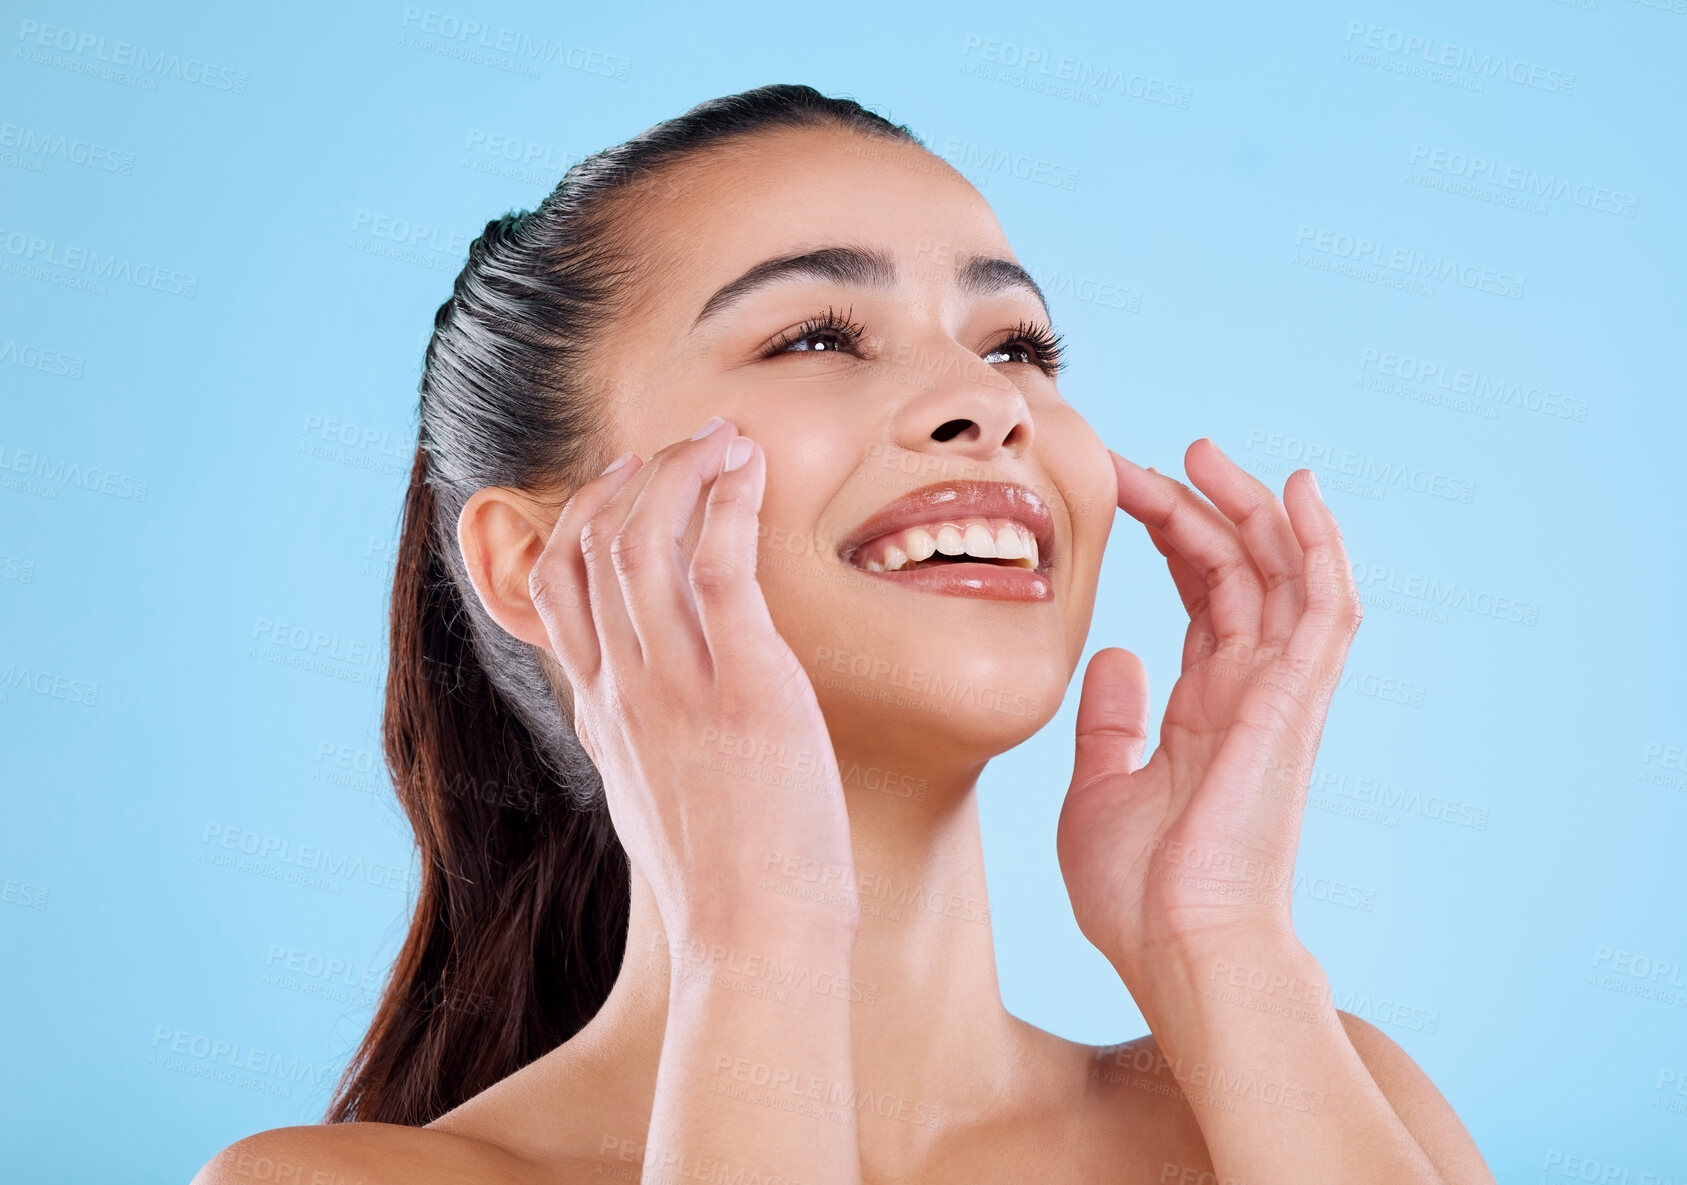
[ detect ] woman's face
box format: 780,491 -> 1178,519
595,125 -> 1118,769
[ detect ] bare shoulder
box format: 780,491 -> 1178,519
1335,1010 -> 1496,1184
191,1121 -> 549,1185
1083,1019 -> 1494,1184
1083,1030 -> 1209,1159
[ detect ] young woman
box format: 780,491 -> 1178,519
197,84 -> 1494,1184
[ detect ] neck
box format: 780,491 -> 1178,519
578,746 -> 1027,1117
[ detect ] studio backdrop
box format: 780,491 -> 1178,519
1,1 -> 1683,1180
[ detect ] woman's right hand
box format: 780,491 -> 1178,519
527,416 -> 857,942
530,420 -> 865,1181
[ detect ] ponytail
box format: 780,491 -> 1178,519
326,84 -> 924,1126
326,447 -> 627,1124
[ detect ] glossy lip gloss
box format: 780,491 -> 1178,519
849,558 -> 1054,602
837,480 -> 1056,602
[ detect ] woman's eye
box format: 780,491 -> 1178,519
785,331 -> 853,353
983,341 -> 1037,366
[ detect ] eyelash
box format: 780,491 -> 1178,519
761,306 -> 1066,377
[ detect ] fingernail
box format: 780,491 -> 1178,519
721,436 -> 754,473
599,451 -> 634,476
690,415 -> 727,441
1306,469 -> 1322,500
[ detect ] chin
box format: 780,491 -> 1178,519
799,615 -> 1072,766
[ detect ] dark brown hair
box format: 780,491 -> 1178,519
326,84 -> 923,1126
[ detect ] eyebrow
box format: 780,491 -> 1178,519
688,244 -> 1052,332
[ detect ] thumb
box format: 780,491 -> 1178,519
1071,647 -> 1150,792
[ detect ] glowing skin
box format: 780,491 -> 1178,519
194,127 -> 1495,1185
590,131 -> 1118,781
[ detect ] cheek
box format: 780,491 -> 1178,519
1053,410 -> 1117,550
754,524 -> 838,640
1067,419 -> 1120,538
748,440 -> 851,668
1052,417 -> 1120,664
758,564 -> 843,692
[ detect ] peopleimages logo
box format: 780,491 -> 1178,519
958,34 -> 1193,108
1245,430 -> 1478,505
939,138 -> 1079,191
201,823 -> 415,895
1408,144 -> 1638,219
1357,348 -> 1590,423
15,19 -> 250,93
1341,22 -> 1574,95
1350,560 -> 1541,627
0,339 -> 84,379
0,122 -> 135,175
0,227 -> 199,298
398,8 -> 631,80
0,443 -> 149,501
1293,226 -> 1524,300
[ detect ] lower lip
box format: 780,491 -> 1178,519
848,561 -> 1054,602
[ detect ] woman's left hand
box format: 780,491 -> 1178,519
1056,437 -> 1363,983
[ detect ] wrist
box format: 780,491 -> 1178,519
1111,927 -> 1318,1013
669,888 -> 860,947
648,846 -> 862,942
661,915 -> 862,1011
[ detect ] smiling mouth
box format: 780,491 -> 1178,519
835,480 -> 1056,601
849,518 -> 1040,573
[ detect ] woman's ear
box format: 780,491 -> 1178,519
457,488 -> 555,651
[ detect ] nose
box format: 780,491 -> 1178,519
888,353 -> 1035,463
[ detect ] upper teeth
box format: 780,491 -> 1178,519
856,517 -> 1041,572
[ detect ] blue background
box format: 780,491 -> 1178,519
2,0 -> 1683,1179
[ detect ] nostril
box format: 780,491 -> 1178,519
931,419 -> 974,443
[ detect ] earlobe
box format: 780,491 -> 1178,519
457,488 -> 554,652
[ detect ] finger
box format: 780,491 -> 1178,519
1143,485 -> 1216,673
1183,438 -> 1306,649
1114,450 -> 1264,655
1070,647 -> 1151,793
1141,487 -> 1207,617
579,447 -> 671,671
607,418 -> 739,674
530,451 -> 645,683
1230,469 -> 1362,773
1185,475 -> 1356,869
688,435 -> 781,676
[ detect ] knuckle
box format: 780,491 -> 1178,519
708,481 -> 752,514
1207,552 -> 1260,592
1231,484 -> 1274,525
1310,590 -> 1361,640
1332,576 -> 1363,631
1209,626 -> 1256,660
763,653 -> 818,714
608,526 -> 653,575
579,516 -> 615,566
688,553 -> 739,595
529,575 -> 554,614
529,570 -> 579,617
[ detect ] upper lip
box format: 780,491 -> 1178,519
837,479 -> 1056,570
